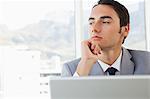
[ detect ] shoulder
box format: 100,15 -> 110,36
127,49 -> 150,57
122,47 -> 150,61
61,58 -> 81,76
126,48 -> 150,74
63,58 -> 81,72
63,58 -> 81,69
126,48 -> 150,61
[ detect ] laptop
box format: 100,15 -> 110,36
49,76 -> 150,99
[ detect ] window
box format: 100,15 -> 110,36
0,0 -> 75,98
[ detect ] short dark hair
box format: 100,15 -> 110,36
93,0 -> 130,27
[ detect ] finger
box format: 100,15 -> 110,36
97,47 -> 101,54
91,51 -> 95,55
97,53 -> 101,58
91,47 -> 96,54
95,44 -> 102,54
91,44 -> 96,51
94,45 -> 100,54
93,49 -> 99,55
98,51 -> 101,54
81,40 -> 92,53
85,42 -> 96,55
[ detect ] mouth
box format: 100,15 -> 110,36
91,36 -> 103,40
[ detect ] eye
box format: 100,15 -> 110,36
102,21 -> 110,24
89,21 -> 94,25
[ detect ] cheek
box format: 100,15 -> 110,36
103,33 -> 118,43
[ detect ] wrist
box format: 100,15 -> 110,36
81,58 -> 97,64
76,59 -> 96,76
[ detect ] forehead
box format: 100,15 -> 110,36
90,5 -> 119,21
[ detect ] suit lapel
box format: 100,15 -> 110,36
120,48 -> 135,75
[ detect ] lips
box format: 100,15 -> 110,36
91,36 -> 103,40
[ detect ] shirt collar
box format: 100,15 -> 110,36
98,50 -> 122,72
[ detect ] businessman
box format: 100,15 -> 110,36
61,0 -> 150,76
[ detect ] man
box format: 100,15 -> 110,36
61,0 -> 150,76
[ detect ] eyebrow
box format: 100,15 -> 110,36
88,16 -> 112,21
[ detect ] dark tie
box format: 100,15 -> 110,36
106,67 -> 118,75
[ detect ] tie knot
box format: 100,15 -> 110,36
106,67 -> 118,75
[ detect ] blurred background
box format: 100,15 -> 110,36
0,0 -> 150,99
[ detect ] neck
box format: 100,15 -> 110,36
98,47 -> 122,65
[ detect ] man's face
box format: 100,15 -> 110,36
89,5 -> 128,50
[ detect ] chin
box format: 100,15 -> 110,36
91,40 -> 101,45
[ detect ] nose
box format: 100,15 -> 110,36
92,21 -> 101,33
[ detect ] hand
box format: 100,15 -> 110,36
76,39 -> 101,76
90,40 -> 102,55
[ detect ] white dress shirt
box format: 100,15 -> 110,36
73,51 -> 122,76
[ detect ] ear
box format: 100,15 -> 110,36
122,24 -> 130,37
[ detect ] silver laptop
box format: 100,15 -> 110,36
49,76 -> 150,99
